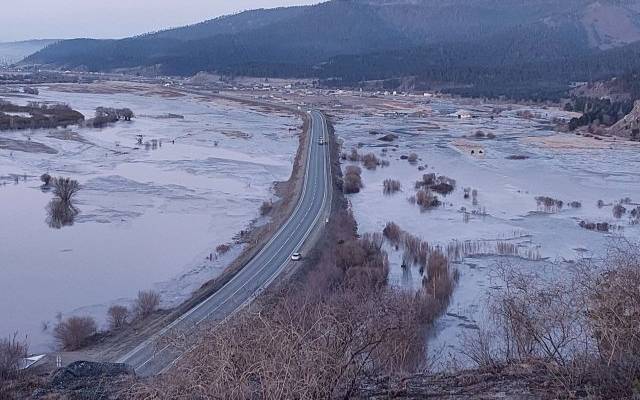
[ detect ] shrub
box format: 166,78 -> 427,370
465,247 -> 640,397
382,222 -> 402,244
0,334 -> 27,380
361,153 -> 380,170
407,153 -> 418,163
474,130 -> 486,138
347,148 -> 360,162
382,179 -> 401,194
415,189 -> 440,210
134,290 -> 161,319
107,305 -> 129,330
216,244 -> 231,254
535,196 -> 563,213
423,251 -> 454,304
486,132 -> 496,139
580,220 -> 610,232
344,165 -> 362,176
569,201 -> 582,209
40,173 -> 52,187
343,165 -> 363,194
613,204 -> 627,219
54,316 -> 97,350
415,174 -> 456,196
260,200 -> 273,216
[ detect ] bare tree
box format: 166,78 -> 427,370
54,316 -> 97,351
134,290 -> 161,319
107,305 -> 129,330
53,177 -> 80,204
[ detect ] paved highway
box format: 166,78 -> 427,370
116,110 -> 332,376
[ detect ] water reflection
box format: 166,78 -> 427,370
45,177 -> 81,229
46,198 -> 78,229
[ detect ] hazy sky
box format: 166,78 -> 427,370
0,0 -> 320,42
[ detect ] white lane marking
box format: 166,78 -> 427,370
124,112 -> 325,369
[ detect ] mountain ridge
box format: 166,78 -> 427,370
21,0 -> 640,99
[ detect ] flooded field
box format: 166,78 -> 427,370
0,85 -> 300,351
331,96 -> 640,367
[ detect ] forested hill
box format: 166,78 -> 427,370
23,0 -> 640,99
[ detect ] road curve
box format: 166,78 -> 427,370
116,110 -> 332,377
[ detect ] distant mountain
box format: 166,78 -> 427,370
21,0 -> 640,99
0,39 -> 59,65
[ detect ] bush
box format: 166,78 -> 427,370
216,244 -> 231,254
134,290 -> 161,319
382,222 -> 402,244
416,189 -> 440,210
54,316 -> 97,350
465,246 -> 640,397
40,173 -> 52,187
347,148 -> 360,162
107,305 -> 129,330
343,165 -> 363,194
361,153 -> 380,170
415,174 -> 456,196
569,201 -> 582,209
382,179 -> 401,194
613,203 -> 627,219
407,153 -> 418,163
0,334 -> 27,380
260,200 -> 273,216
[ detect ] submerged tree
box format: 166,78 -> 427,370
53,177 -> 80,204
46,177 -> 80,229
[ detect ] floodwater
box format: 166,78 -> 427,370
0,86 -> 299,352
333,98 -> 640,367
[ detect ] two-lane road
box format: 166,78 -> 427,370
117,110 -> 332,376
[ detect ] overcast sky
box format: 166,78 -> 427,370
0,0 -> 321,42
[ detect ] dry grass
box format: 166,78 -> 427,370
362,153 -> 380,170
382,222 -> 402,245
0,334 -> 27,381
463,243 -> 640,398
446,239 -> 542,262
383,179 -> 401,195
415,189 -> 440,210
127,186 -> 456,400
